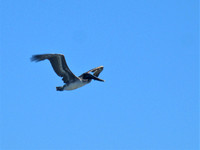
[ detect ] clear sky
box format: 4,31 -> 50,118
0,0 -> 199,150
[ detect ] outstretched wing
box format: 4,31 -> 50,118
31,54 -> 78,83
86,66 -> 104,77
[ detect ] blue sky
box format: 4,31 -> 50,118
0,0 -> 199,150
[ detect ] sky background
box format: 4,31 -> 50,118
0,0 -> 199,150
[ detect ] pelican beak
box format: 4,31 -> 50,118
91,74 -> 105,82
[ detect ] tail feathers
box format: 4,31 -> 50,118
56,86 -> 64,91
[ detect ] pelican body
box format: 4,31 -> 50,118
31,54 -> 104,91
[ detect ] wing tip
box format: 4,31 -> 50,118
30,55 -> 41,62
30,54 -> 52,62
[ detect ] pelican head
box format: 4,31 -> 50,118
80,73 -> 104,82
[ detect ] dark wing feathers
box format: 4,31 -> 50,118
31,54 -> 78,83
86,66 -> 104,77
31,54 -> 53,62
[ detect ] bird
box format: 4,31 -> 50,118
31,54 -> 104,91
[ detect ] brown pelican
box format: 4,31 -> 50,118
31,54 -> 104,91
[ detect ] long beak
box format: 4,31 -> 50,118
91,74 -> 105,82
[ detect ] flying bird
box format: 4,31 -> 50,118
31,54 -> 104,91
